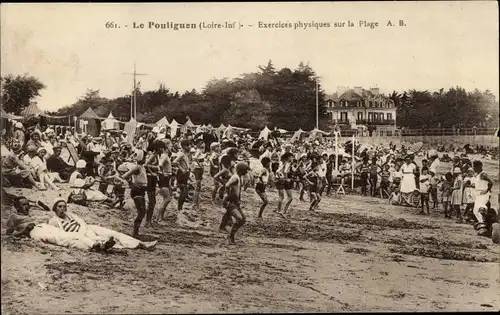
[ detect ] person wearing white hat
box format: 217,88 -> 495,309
6,197 -> 116,253
69,160 -> 87,185
117,148 -> 150,238
13,122 -> 25,147
48,199 -> 157,250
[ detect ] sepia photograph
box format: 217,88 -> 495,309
1,2 -> 499,313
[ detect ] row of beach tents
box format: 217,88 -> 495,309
2,104 -> 335,142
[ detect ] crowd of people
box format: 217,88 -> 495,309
1,120 -> 497,251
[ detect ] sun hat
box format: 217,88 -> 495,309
134,149 -> 144,162
453,167 -> 461,174
26,145 -> 37,152
76,160 -> 87,168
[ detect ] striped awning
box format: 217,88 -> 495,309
21,103 -> 44,117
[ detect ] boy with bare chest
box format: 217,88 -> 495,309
221,162 -> 249,245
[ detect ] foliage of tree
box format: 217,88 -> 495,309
393,87 -> 499,128
50,60 -> 328,131
6,62 -> 497,131
1,74 -> 46,114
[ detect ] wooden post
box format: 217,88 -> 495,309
335,131 -> 339,172
351,134 -> 355,190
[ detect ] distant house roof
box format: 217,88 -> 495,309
79,107 -> 103,120
325,93 -> 339,101
327,88 -> 392,102
339,89 -> 364,101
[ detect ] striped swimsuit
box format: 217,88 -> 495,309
61,218 -> 81,232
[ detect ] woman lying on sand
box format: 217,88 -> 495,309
5,197 -> 157,251
6,197 -> 116,253
49,199 -> 157,250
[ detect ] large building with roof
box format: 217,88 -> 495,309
325,86 -> 397,134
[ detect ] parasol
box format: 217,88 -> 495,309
407,142 -> 424,155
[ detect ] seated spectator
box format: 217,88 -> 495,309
28,147 -> 61,190
69,159 -> 88,185
47,144 -> 75,181
1,141 -> 44,190
49,199 -> 156,249
25,129 -> 43,150
6,196 -> 115,252
68,178 -> 116,206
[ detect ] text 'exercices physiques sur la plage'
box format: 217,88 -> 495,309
104,20 -> 407,31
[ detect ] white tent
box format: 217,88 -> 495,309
258,126 -> 271,140
170,119 -> 179,138
155,116 -> 169,128
102,112 -> 120,130
184,118 -> 195,128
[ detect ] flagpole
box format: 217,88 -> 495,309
335,131 -> 339,172
122,62 -> 147,120
351,134 -> 355,190
315,78 -> 319,130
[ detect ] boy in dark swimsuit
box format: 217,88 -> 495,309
305,162 -> 321,211
255,157 -> 271,220
173,139 -> 191,212
221,162 -> 249,245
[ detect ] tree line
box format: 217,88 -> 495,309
1,62 -> 498,131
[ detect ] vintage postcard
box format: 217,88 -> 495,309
1,2 -> 499,313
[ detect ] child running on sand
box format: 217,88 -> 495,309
305,162 -> 321,211
419,167 -> 430,215
220,162 -> 249,245
173,139 -> 191,212
380,164 -> 391,198
441,172 -> 454,218
209,142 -> 221,201
462,168 -> 475,222
255,157 -> 270,220
429,169 -> 440,210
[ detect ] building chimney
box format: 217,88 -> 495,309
337,86 -> 347,95
353,86 -> 363,95
370,87 -> 380,96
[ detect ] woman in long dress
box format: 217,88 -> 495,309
400,155 -> 417,204
450,167 -> 464,221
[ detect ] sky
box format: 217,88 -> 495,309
1,2 -> 498,111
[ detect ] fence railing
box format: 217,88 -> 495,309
396,127 -> 496,137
